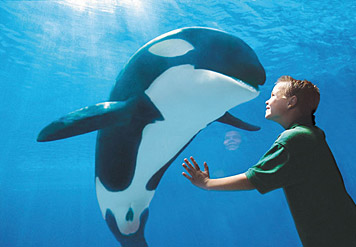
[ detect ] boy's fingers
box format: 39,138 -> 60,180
204,162 -> 210,176
184,158 -> 191,166
190,156 -> 201,171
184,158 -> 195,171
204,162 -> 209,171
182,163 -> 194,176
182,172 -> 192,181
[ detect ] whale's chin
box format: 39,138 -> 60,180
145,64 -> 259,122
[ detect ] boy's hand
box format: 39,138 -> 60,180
182,156 -> 210,190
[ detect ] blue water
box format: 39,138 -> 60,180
1,1 -> 356,246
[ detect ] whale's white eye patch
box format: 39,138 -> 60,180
148,39 -> 194,57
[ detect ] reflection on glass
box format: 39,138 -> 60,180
223,130 -> 241,151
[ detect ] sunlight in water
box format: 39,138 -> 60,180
59,0 -> 144,14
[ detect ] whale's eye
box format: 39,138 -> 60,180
148,39 -> 194,57
125,207 -> 134,222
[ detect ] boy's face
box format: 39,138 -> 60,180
265,82 -> 289,122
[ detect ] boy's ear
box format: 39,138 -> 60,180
288,95 -> 298,108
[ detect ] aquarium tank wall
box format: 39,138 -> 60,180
1,1 -> 355,246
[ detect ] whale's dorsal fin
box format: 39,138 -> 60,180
216,112 -> 260,131
37,100 -> 136,142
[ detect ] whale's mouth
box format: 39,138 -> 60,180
230,77 -> 259,94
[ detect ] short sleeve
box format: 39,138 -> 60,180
245,143 -> 297,194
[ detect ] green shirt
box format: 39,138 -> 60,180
246,124 -> 356,246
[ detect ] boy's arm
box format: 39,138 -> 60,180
182,157 -> 255,191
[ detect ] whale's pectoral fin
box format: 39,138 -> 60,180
216,112 -> 260,131
37,99 -> 137,142
134,94 -> 164,123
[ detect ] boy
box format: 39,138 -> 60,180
182,76 -> 356,246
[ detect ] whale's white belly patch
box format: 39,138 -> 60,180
96,177 -> 154,235
138,65 -> 259,181
95,65 -> 259,236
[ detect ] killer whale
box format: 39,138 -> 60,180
37,27 -> 265,247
